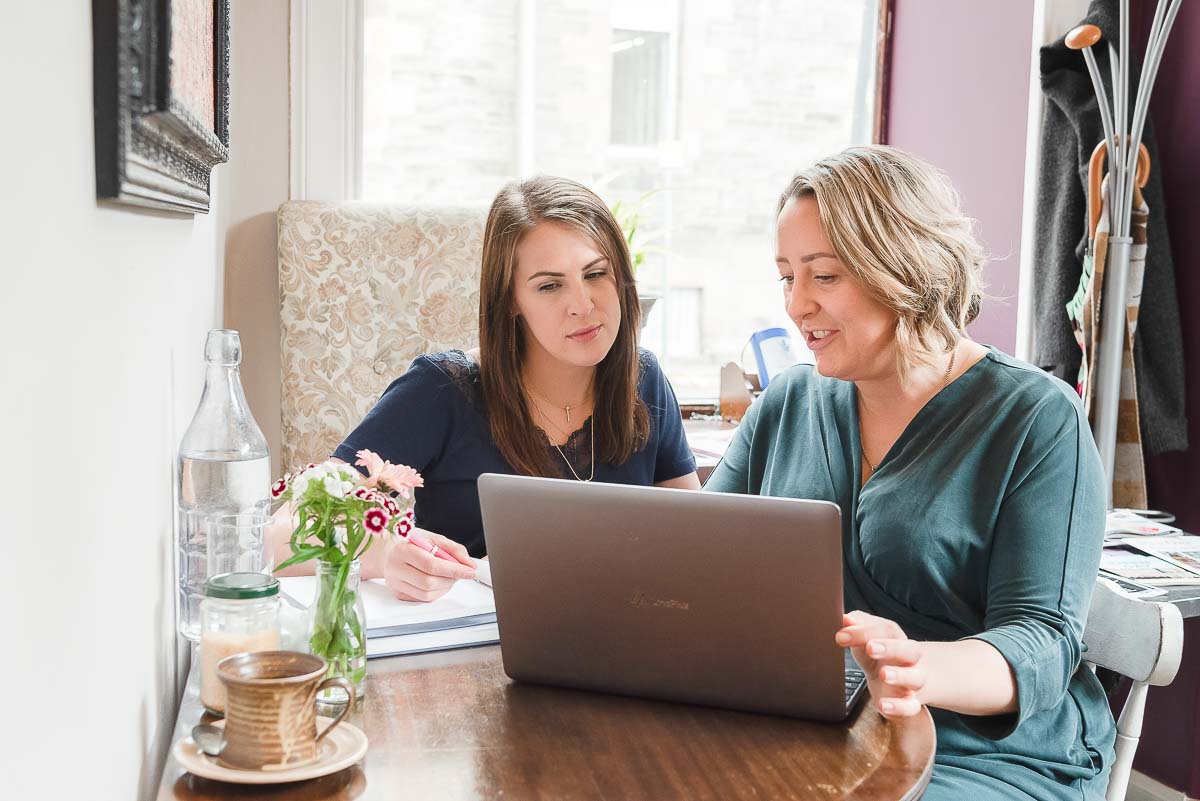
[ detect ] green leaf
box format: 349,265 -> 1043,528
274,544 -> 325,572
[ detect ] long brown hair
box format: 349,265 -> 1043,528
478,176 -> 649,476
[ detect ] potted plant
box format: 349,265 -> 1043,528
610,191 -> 664,330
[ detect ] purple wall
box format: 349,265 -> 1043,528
887,0 -> 1200,791
1138,3 -> 1200,533
1133,0 -> 1200,792
886,0 -> 1035,353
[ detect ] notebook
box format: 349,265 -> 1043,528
278,559 -> 498,657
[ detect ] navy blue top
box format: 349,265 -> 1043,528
334,348 -> 696,557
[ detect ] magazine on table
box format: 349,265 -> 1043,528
1103,509 -> 1182,542
1114,536 -> 1200,581
1100,543 -> 1200,586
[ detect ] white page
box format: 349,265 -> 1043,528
473,558 -> 493,588
279,568 -> 495,634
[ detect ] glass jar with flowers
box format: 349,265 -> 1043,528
271,450 -> 422,703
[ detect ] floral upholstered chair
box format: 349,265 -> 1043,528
276,201 -> 485,468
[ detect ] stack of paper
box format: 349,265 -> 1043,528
279,561 -> 498,658
1104,509 -> 1182,541
1101,537 -> 1200,587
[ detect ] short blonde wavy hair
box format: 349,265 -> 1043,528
777,145 -> 986,383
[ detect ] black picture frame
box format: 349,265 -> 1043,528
92,0 -> 230,214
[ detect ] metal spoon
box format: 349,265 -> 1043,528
191,723 -> 226,757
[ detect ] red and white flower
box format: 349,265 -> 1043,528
381,497 -> 401,516
270,477 -> 288,498
351,486 -> 374,501
396,516 -> 413,537
363,507 -> 390,535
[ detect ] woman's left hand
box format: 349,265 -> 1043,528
836,610 -> 927,719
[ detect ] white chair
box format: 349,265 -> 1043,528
1082,578 -> 1184,801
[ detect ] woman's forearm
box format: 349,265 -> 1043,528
917,639 -> 1018,716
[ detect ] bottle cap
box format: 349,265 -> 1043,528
203,572 -> 279,599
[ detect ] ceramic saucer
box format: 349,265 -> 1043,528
173,716 -> 368,784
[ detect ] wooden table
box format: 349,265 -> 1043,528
158,645 -> 935,801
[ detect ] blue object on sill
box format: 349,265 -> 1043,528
749,327 -> 800,389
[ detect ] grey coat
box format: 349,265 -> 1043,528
1033,0 -> 1187,454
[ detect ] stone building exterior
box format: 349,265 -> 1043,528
362,0 -> 873,397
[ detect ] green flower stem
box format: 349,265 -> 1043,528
310,558 -> 367,687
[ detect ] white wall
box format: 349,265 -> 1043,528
0,3 -> 284,799
225,0 -> 290,478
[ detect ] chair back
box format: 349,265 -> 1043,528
1082,578 -> 1184,801
277,201 -> 485,469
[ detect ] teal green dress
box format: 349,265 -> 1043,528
706,348 -> 1116,800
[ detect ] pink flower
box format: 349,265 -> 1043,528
380,463 -> 424,497
353,448 -> 422,498
363,507 -> 390,536
270,477 -> 288,498
354,450 -> 387,488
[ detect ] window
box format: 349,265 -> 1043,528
610,30 -> 670,147
361,0 -> 881,399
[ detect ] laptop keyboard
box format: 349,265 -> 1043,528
844,667 -> 867,709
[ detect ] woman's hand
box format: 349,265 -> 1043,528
382,528 -> 476,602
836,610 -> 927,719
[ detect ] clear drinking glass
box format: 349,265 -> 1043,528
178,512 -> 274,641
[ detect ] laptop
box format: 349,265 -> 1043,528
477,474 -> 867,721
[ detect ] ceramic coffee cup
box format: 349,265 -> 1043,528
216,650 -> 355,770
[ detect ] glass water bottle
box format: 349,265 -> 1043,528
176,329 -> 272,641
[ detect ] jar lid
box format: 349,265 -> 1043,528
203,572 -> 279,599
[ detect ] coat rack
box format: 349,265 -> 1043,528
1065,0 -> 1184,507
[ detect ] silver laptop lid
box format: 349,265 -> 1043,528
478,474 -> 849,720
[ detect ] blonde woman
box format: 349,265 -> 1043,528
707,146 -> 1113,800
272,176 -> 699,600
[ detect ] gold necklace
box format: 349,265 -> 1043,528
861,348 -> 957,475
526,385 -> 591,425
528,395 -> 595,482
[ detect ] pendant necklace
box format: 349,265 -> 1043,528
526,385 -> 591,425
528,394 -> 595,482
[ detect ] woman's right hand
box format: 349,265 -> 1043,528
382,528 -> 476,602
